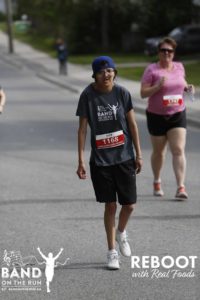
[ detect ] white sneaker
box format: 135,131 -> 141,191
116,230 -> 131,257
107,250 -> 120,270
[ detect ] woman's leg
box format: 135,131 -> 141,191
150,135 -> 167,181
167,128 -> 187,188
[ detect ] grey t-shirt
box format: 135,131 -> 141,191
76,83 -> 135,166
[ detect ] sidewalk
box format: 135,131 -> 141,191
0,31 -> 199,128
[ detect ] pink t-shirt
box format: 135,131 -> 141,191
141,62 -> 186,115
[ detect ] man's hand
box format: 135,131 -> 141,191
76,163 -> 87,179
135,157 -> 143,174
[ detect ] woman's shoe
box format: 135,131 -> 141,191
153,181 -> 164,196
175,186 -> 188,199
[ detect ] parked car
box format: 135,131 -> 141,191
144,24 -> 200,55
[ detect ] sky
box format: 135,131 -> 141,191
0,0 -> 5,13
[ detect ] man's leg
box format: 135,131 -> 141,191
115,204 -> 134,257
118,204 -> 134,233
104,202 -> 117,250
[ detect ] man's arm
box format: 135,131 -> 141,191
126,109 -> 143,174
76,117 -> 88,179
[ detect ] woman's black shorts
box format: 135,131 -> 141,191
146,109 -> 187,136
90,159 -> 137,205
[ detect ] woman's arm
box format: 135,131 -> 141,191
0,89 -> 6,113
140,77 -> 166,99
184,83 -> 195,94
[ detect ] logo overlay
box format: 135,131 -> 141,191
1,248 -> 69,293
131,255 -> 198,279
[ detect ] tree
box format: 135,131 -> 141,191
138,0 -> 193,37
15,0 -> 140,53
15,0 -> 195,53
16,0 -> 72,37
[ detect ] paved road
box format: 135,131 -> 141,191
0,56 -> 200,300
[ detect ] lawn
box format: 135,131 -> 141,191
117,62 -> 200,86
68,53 -> 157,64
117,67 -> 145,82
184,63 -> 200,86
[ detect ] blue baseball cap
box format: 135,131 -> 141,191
92,56 -> 116,77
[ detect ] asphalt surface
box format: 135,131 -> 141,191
0,33 -> 200,300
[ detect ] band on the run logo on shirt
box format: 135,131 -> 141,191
163,95 -> 183,107
95,130 -> 125,149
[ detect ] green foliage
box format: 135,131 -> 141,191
139,0 -> 193,36
15,0 -> 141,53
16,0 -> 73,38
0,12 -> 6,22
66,0 -> 101,53
15,0 -> 197,53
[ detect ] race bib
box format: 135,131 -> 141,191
163,95 -> 183,107
95,130 -> 125,149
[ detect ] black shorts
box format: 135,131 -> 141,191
146,109 -> 187,136
90,159 -> 137,205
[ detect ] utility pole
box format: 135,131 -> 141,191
4,0 -> 14,53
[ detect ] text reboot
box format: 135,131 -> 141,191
131,255 -> 198,279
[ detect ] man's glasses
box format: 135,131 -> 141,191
159,48 -> 174,53
98,68 -> 114,75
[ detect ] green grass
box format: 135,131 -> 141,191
0,22 -> 56,57
184,63 -> 200,86
117,63 -> 200,86
117,67 -> 145,82
69,53 -> 157,65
